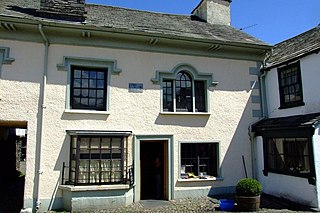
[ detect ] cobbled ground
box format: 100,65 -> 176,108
75,195 -> 315,213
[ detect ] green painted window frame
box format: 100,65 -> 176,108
277,61 -> 305,109
179,141 -> 220,179
0,47 -> 15,77
57,56 -> 121,112
152,64 -> 218,114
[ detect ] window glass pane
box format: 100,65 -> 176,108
82,71 -> 89,79
90,160 -> 100,172
176,71 -> 192,112
90,72 -> 96,79
101,138 -> 111,149
81,98 -> 88,106
112,138 -> 121,149
74,69 -> 82,78
82,89 -> 88,97
278,62 -> 303,107
80,138 -> 90,149
195,81 -> 205,112
96,99 -> 104,109
89,90 -> 96,98
82,79 -> 88,88
97,80 -> 104,89
97,90 -> 104,98
101,160 -> 111,171
91,138 -> 100,149
162,80 -> 173,112
70,136 -> 127,185
79,160 -> 90,171
90,79 -> 97,88
74,79 -> 81,88
89,99 -> 96,107
97,72 -> 104,79
266,137 -> 310,176
180,143 -> 217,177
74,89 -> 81,96
73,98 -> 81,107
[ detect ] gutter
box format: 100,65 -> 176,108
35,23 -> 49,212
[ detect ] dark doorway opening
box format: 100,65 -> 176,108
0,124 -> 27,213
140,140 -> 167,200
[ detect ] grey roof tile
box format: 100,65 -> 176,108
264,25 -> 320,69
0,0 -> 268,46
252,112 -> 320,132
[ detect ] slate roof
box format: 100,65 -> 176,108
0,0 -> 269,47
263,25 -> 320,69
252,112 -> 320,132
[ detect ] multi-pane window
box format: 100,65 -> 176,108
265,137 -> 310,177
69,136 -> 128,185
180,143 -> 218,178
278,62 -> 304,108
71,66 -> 107,111
162,71 -> 206,112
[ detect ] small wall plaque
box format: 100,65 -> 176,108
129,83 -> 143,93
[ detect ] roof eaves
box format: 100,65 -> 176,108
261,46 -> 320,71
0,13 -> 271,51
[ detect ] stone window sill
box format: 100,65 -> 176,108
177,177 -> 224,182
59,184 -> 130,192
64,109 -> 110,115
160,112 -> 211,116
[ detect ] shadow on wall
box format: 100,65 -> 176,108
174,97 -> 257,191
61,112 -> 109,121
44,136 -> 70,211
155,114 -> 210,127
210,98 -> 256,196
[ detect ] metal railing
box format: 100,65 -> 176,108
61,162 -> 134,186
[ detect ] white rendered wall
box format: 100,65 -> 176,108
313,127 -> 320,208
265,53 -> 320,118
0,39 -> 259,210
255,136 -> 318,207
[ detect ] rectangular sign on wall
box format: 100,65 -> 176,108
129,83 -> 143,93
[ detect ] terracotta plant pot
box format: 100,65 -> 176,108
235,195 -> 261,211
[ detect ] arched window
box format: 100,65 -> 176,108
162,71 -> 206,112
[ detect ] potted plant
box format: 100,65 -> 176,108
235,178 -> 262,211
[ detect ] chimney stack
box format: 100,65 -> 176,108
192,0 -> 231,25
39,0 -> 85,19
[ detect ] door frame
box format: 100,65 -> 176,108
134,135 -> 174,202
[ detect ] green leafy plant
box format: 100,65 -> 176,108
236,178 -> 262,196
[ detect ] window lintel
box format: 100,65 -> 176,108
57,56 -> 121,75
151,63 -> 218,86
66,130 -> 132,137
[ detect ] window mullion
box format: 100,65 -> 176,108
121,137 -> 125,183
75,136 -> 80,185
99,137 -> 102,184
192,80 -> 195,112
